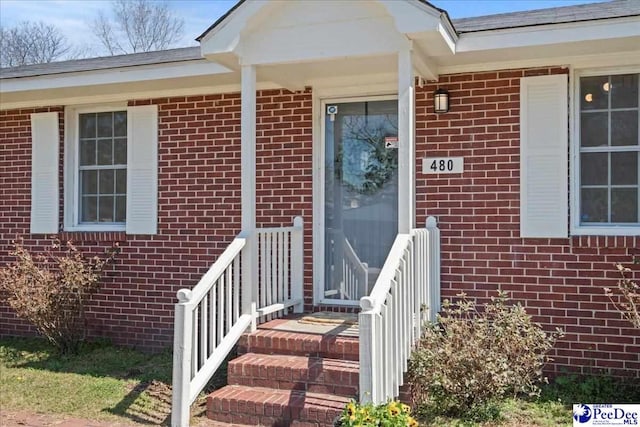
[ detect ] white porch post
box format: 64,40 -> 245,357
241,64 -> 258,331
398,43 -> 415,234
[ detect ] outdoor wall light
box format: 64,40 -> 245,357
434,88 -> 450,113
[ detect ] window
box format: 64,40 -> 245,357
576,71 -> 639,233
61,104 -> 157,234
78,111 -> 127,224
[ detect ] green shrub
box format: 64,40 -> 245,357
408,291 -> 563,418
542,373 -> 640,405
337,400 -> 418,427
0,238 -> 118,354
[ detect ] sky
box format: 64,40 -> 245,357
0,0 -> 609,56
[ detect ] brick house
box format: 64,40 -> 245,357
1,0 -> 639,425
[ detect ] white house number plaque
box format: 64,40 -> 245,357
422,157 -> 464,174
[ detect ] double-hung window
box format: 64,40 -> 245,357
575,71 -> 640,234
61,104 -> 158,234
78,110 -> 127,225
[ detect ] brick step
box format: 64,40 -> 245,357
228,353 -> 359,397
206,385 -> 350,427
237,327 -> 359,361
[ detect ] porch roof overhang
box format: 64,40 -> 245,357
198,0 -> 457,88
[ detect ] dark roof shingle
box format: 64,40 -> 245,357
453,0 -> 640,33
0,46 -> 201,79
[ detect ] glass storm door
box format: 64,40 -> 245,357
324,100 -> 399,302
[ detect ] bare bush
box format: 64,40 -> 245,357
0,238 -> 119,354
408,291 -> 563,417
605,263 -> 640,329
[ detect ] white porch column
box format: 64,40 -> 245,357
241,64 -> 258,331
398,43 -> 415,233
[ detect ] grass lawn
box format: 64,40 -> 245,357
418,398 -> 571,426
0,337 -> 225,426
1,336 -> 638,426
417,374 -> 640,427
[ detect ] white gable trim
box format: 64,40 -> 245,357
200,0 -> 269,56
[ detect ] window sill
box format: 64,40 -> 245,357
61,224 -> 126,242
571,225 -> 640,237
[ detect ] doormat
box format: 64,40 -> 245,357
298,311 -> 358,326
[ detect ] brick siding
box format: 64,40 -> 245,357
1,68 -> 638,376
415,67 -> 639,377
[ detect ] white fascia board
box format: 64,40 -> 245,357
457,16 -> 640,53
438,21 -> 457,54
0,80 -> 284,111
0,60 -> 231,94
438,49 -> 639,75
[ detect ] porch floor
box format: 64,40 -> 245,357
260,312 -> 358,337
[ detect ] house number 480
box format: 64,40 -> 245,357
422,157 -> 464,174
430,159 -> 454,172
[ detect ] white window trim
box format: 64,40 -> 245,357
64,103 -> 128,232
570,66 -> 640,236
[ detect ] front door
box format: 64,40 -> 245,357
323,99 -> 399,303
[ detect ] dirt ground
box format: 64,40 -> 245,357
0,410 -> 224,427
0,410 -> 139,427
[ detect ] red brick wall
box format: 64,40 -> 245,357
0,106 -> 64,337
415,67 -> 639,377
254,89 -> 314,305
2,70 -> 638,376
0,89 -> 313,351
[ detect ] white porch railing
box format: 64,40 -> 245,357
342,237 -> 369,300
256,218 -> 305,321
359,216 -> 440,404
171,216 -> 304,427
